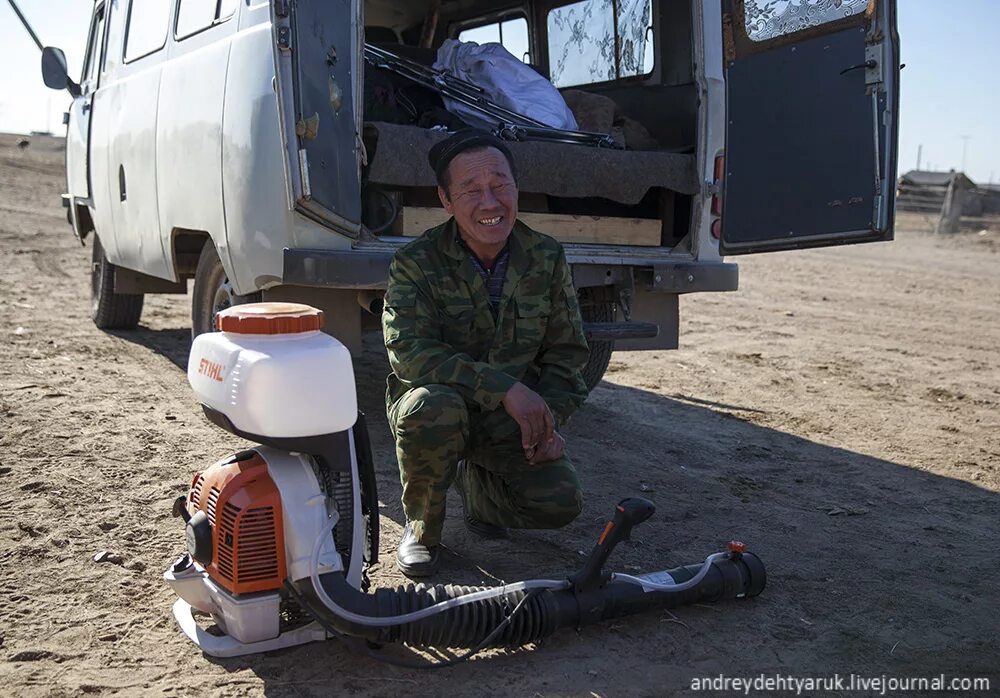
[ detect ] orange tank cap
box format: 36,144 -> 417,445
216,302 -> 325,335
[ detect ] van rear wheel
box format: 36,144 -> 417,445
191,242 -> 260,338
578,287 -> 616,391
90,235 -> 144,329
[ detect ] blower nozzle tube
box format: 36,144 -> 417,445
296,498 -> 765,650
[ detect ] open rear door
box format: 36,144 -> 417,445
720,0 -> 899,255
272,0 -> 363,233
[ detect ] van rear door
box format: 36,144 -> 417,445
271,0 -> 362,233
719,0 -> 899,255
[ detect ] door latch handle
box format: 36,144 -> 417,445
840,59 -> 877,75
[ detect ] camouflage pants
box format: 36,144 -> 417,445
388,384 -> 583,545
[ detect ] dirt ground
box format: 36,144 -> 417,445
1,134 -> 998,697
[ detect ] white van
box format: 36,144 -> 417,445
42,0 -> 900,388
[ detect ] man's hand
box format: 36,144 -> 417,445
526,431 -> 565,464
502,382 -> 555,453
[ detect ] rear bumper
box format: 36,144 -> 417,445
282,248 -> 739,294
284,249 -> 393,290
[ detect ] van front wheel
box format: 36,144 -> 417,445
191,242 -> 261,339
90,235 -> 144,329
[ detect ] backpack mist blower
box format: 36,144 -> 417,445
163,303 -> 766,663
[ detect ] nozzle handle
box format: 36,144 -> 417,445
570,497 -> 655,591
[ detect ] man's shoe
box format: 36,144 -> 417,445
455,461 -> 509,539
396,523 -> 439,578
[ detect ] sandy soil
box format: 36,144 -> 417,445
1,134 -> 998,696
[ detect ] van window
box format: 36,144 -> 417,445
176,0 -> 240,39
459,17 -> 530,63
547,0 -> 653,88
124,0 -> 171,62
743,0 -> 869,42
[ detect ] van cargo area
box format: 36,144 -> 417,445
357,0 -> 699,251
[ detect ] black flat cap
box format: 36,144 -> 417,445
428,128 -> 516,182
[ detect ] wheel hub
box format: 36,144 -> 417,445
212,277 -> 236,327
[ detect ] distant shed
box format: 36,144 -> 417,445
896,170 -> 975,214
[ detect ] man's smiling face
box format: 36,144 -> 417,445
438,146 -> 518,264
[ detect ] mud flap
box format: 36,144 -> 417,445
352,412 -> 380,566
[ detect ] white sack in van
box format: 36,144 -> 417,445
433,39 -> 579,132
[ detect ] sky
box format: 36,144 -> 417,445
1,0 -> 998,183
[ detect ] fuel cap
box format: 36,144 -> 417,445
216,302 -> 324,334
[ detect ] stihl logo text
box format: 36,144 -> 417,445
198,358 -> 226,382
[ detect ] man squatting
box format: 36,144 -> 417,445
381,129 -> 591,577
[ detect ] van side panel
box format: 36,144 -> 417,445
156,16 -> 239,283
220,15 -> 295,295
106,67 -> 170,278
88,105 -> 117,258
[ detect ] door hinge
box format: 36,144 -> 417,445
295,113 -> 320,140
276,25 -> 291,53
273,0 -> 289,18
864,44 -> 882,85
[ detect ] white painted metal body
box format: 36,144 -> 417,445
71,0 -> 357,296
154,2 -> 239,282
102,50 -> 168,278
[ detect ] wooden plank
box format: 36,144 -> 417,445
394,207 -> 661,246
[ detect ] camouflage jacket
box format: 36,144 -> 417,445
382,218 -> 590,427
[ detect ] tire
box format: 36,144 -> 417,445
578,286 -> 616,391
90,235 -> 144,329
191,241 -> 261,338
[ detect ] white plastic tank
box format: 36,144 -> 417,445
187,303 -> 357,438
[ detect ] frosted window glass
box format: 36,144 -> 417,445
744,0 -> 869,42
547,0 -> 652,87
124,0 -> 171,61
547,0 -> 615,88
176,0 -> 216,38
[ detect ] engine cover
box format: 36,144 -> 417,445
186,452 -> 287,595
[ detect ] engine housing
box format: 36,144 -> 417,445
186,452 -> 287,595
